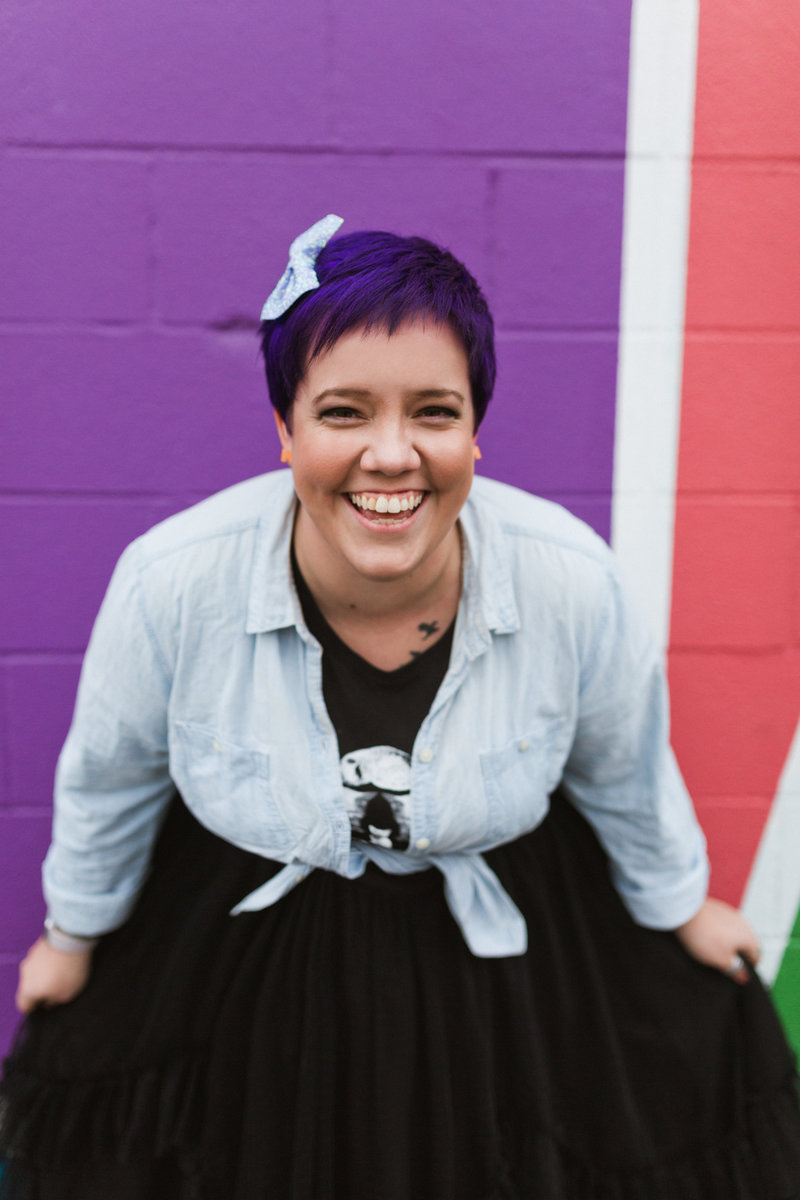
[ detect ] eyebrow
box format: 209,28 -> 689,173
312,387 -> 467,405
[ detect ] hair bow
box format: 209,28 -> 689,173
260,214 -> 344,321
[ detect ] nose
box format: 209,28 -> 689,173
359,418 -> 421,476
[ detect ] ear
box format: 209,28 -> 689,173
273,408 -> 292,452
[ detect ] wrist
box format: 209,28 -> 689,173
43,917 -> 100,954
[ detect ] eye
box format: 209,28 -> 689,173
416,404 -> 461,421
318,406 -> 364,422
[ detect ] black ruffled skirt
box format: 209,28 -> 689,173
2,791 -> 799,1199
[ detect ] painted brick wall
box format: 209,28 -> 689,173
0,0 -> 632,1052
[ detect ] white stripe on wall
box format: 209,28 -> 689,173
611,0 -> 699,655
742,722 -> 800,985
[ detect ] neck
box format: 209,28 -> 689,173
293,517 -> 463,626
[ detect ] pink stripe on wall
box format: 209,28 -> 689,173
669,0 -> 800,905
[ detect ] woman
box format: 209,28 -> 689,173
2,217 -> 799,1199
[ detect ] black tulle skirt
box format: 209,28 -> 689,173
2,791 -> 799,1200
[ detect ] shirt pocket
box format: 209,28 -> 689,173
169,721 -> 297,856
479,718 -> 568,844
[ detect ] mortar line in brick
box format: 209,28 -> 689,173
690,155 -> 800,172
6,145 -> 153,164
0,319 -> 150,334
0,645 -> 89,657
144,157 -> 159,325
5,140 -> 630,166
685,325 -> 800,336
1,804 -> 54,816
0,663 -> 10,810
669,645 -> 799,657
675,492 -> 798,505
484,168 -> 500,295
697,796 -> 789,807
496,328 -> 620,341
0,653 -> 83,666
499,322 -> 621,335
321,0 -> 338,147
683,330 -> 800,344
0,491 -> 204,504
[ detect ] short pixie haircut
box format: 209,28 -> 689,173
259,230 -> 496,427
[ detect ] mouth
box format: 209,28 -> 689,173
346,490 -> 427,526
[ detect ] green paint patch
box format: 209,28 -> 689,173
772,935 -> 800,1057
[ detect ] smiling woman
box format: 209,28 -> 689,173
1,219 -> 798,1200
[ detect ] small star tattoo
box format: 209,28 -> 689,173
418,620 -> 440,640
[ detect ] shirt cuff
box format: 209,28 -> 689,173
611,851 -> 710,930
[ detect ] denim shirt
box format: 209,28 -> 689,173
44,472 -> 708,956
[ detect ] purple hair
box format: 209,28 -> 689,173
259,230 -> 496,428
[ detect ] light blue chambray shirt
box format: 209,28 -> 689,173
44,472 -> 709,957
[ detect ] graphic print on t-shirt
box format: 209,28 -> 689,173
340,745 -> 411,850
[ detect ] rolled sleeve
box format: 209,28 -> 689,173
562,567 -> 709,930
43,542 -> 174,937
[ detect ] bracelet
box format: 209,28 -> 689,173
43,917 -> 100,954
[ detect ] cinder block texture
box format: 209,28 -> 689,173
0,0 -> 330,148
494,167 -> 625,328
5,661 -> 82,808
694,0 -> 800,158
0,814 -> 52,951
2,331 -> 272,493
0,501 -> 180,652
670,501 -> 797,649
680,339 -> 800,492
685,168 -> 800,329
0,156 -> 149,321
669,650 -> 800,798
331,0 -> 631,153
481,335 -> 617,497
696,801 -> 772,906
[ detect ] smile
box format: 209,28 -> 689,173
348,491 -> 425,515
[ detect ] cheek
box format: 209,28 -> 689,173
436,444 -> 475,494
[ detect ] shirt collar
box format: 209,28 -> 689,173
246,472 -> 301,633
244,471 -> 520,638
458,483 -> 520,638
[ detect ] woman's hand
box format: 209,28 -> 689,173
15,936 -> 94,1013
675,897 -> 761,984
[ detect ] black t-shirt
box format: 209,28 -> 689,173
293,560 -> 453,852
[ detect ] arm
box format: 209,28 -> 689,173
19,541 -> 174,1009
562,566 -> 708,929
561,564 -> 757,978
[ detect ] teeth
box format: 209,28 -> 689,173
348,491 -> 424,515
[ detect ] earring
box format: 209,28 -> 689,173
280,447 -> 293,465
472,444 -> 482,461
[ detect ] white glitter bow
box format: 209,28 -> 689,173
260,213 -> 344,321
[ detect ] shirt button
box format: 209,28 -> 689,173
418,748 -> 434,763
295,874 -> 305,884
213,738 -> 222,752
518,738 -> 531,752
415,837 -> 431,851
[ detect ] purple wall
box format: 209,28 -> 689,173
0,0 -> 632,1050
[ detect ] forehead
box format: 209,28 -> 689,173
300,320 -> 471,397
